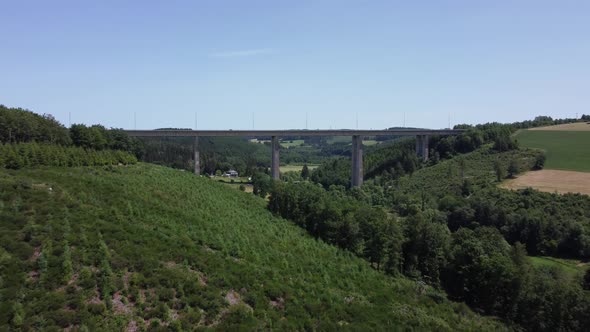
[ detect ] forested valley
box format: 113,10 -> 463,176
270,116 -> 590,330
1,105 -> 589,331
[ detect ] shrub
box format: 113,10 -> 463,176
534,153 -> 546,170
86,303 -> 106,316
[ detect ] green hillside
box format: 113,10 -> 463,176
516,130 -> 590,172
397,146 -> 541,198
0,164 -> 505,331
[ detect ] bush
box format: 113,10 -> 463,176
508,159 -> 520,178
534,153 -> 546,170
86,303 -> 106,316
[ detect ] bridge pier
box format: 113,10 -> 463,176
271,136 -> 280,180
415,135 -> 429,161
351,135 -> 363,187
194,136 -> 200,175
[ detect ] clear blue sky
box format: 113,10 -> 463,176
1,1 -> 589,130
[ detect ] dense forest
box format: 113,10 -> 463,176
269,116 -> 590,331
0,105 -> 141,169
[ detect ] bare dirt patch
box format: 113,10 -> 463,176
501,170 -> 590,196
112,292 -> 133,315
225,290 -> 241,306
29,246 -> 41,262
269,297 -> 285,309
529,122 -> 590,131
126,320 -> 139,332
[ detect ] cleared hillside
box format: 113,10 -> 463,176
0,164 -> 506,331
396,146 -> 541,198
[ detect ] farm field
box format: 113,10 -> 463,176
528,122 -> 590,131
280,139 -> 305,148
279,164 -> 319,173
516,129 -> 590,172
501,170 -> 590,196
363,139 -> 379,146
325,136 -> 380,146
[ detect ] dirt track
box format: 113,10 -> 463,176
529,122 -> 590,131
501,170 -> 590,196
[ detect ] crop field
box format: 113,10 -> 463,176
280,139 -> 305,148
516,129 -> 590,172
501,170 -> 590,196
528,122 -> 590,131
279,164 -> 319,173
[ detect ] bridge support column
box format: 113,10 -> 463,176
415,135 -> 429,161
194,136 -> 200,175
271,136 -> 280,180
415,135 -> 423,158
351,135 -> 363,187
422,135 -> 429,161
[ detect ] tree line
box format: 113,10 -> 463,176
0,143 -> 137,169
0,105 -> 141,169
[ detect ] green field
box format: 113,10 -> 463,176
280,139 -> 305,148
530,256 -> 588,279
279,164 -> 319,173
0,164 -> 505,330
363,140 -> 379,146
516,130 -> 590,172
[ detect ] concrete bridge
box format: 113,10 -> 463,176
125,129 -> 463,187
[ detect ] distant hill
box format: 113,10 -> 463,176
0,164 -> 506,331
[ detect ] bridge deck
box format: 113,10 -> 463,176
125,129 -> 462,137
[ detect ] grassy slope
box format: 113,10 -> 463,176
529,257 -> 588,279
516,130 -> 590,172
397,146 -> 541,198
0,164 -> 507,331
279,164 -> 320,173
